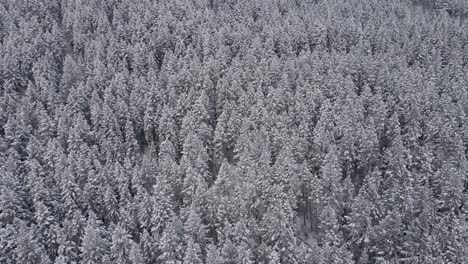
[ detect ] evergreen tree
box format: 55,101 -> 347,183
110,225 -> 133,264
158,215 -> 185,264
206,244 -> 225,264
14,222 -> 51,264
183,238 -> 203,264
80,213 -> 110,264
129,241 -> 144,264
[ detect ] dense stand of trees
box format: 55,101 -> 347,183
1,0 -> 468,263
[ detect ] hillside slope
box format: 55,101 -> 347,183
1,0 -> 467,263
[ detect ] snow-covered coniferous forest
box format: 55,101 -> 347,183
1,0 -> 468,263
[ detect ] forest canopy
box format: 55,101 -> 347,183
1,0 -> 468,263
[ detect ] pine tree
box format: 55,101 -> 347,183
110,225 -> 133,264
183,238 -> 203,264
56,211 -> 86,264
260,188 -> 297,264
221,238 -> 238,264
319,145 -> 344,211
140,229 -> 159,264
0,222 -> 18,263
150,180 -> 175,234
181,91 -> 213,147
80,213 -> 110,264
14,221 -> 51,264
183,206 -> 208,253
206,243 -> 225,264
180,131 -> 210,208
158,215 -> 185,264
34,200 -> 59,260
0,167 -> 28,225
237,241 -> 254,264
129,241 -> 144,264
136,186 -> 153,232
